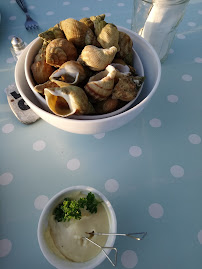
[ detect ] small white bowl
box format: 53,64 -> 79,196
37,186 -> 117,269
16,26 -> 161,134
24,36 -> 144,120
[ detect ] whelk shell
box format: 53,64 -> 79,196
94,97 -> 119,114
84,65 -> 116,101
38,24 -> 65,43
97,23 -> 120,51
44,86 -> 95,117
117,31 -> 133,65
49,61 -> 86,87
59,18 -> 97,48
112,76 -> 138,102
34,80 -> 58,94
78,45 -> 117,71
90,14 -> 106,37
31,43 -> 55,84
80,17 -> 94,31
46,38 -> 77,67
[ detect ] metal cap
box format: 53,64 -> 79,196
11,36 -> 26,51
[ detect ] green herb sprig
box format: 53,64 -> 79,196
53,192 -> 100,222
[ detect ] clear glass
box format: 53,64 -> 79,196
131,0 -> 190,62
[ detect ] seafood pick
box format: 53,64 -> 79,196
31,14 -> 144,117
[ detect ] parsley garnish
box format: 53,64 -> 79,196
53,192 -> 100,222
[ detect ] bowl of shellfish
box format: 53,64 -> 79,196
21,14 -> 161,134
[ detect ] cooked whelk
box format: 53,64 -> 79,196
117,31 -> 133,65
49,61 -> 86,87
97,23 -> 120,51
34,80 -> 58,94
44,86 -> 95,117
84,65 -> 116,101
46,38 -> 78,67
31,42 -> 55,84
90,14 -> 106,37
38,24 -> 65,43
112,76 -> 138,102
94,98 -> 119,114
59,18 -> 97,48
78,45 -> 117,71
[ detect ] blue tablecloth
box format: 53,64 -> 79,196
0,0 -> 202,268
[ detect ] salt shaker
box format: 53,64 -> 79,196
10,36 -> 26,61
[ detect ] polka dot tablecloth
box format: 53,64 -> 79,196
0,0 -> 202,268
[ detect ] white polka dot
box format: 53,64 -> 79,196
126,19 -> 132,24
188,22 -> 196,27
9,16 -> 16,21
129,146 -> 142,157
33,140 -> 46,151
105,13 -> 111,17
197,230 -> 202,244
82,7 -> 90,11
0,173 -> 13,186
167,95 -> 178,103
198,10 -> 202,15
170,165 -> 184,178
10,0 -> 16,3
2,124 -> 14,133
176,33 -> 186,39
67,158 -> 80,171
169,48 -> 174,54
63,1 -> 70,5
94,133 -> 105,139
149,118 -> 161,127
6,57 -> 15,64
149,203 -> 164,218
121,250 -> 138,268
118,3 -> 125,6
105,179 -> 119,193
0,239 -> 12,257
182,74 -> 192,82
188,134 -> 201,144
28,5 -> 35,10
194,57 -> 202,63
34,195 -> 49,210
46,11 -> 54,16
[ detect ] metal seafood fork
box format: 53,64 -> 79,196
16,0 -> 39,31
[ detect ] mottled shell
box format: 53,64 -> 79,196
111,63 -> 131,83
80,17 -> 94,31
49,61 -> 86,87
46,38 -> 77,67
90,14 -> 106,37
44,86 -> 95,117
78,45 -> 117,71
94,98 -> 119,114
31,43 -> 55,84
97,23 -> 120,51
112,76 -> 138,101
34,80 -> 58,94
117,31 -> 133,65
38,24 -> 65,43
84,65 -> 116,101
59,18 -> 96,48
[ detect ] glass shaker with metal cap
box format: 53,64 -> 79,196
10,36 -> 26,61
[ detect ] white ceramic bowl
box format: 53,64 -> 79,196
24,37 -> 144,120
37,186 -> 117,269
15,26 -> 161,134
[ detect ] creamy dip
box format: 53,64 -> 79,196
45,191 -> 109,262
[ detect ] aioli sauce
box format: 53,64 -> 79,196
45,192 -> 109,262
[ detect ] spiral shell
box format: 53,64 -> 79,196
84,65 -> 116,101
31,43 -> 55,84
59,18 -> 96,48
38,24 -> 65,43
97,23 -> 120,51
49,61 -> 86,87
80,17 -> 94,31
34,80 -> 58,94
44,86 -> 95,117
90,14 -> 106,37
117,31 -> 133,65
94,98 -> 119,114
112,76 -> 138,102
46,38 -> 77,67
78,45 -> 117,71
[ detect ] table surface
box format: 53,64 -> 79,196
1,0 -> 202,268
